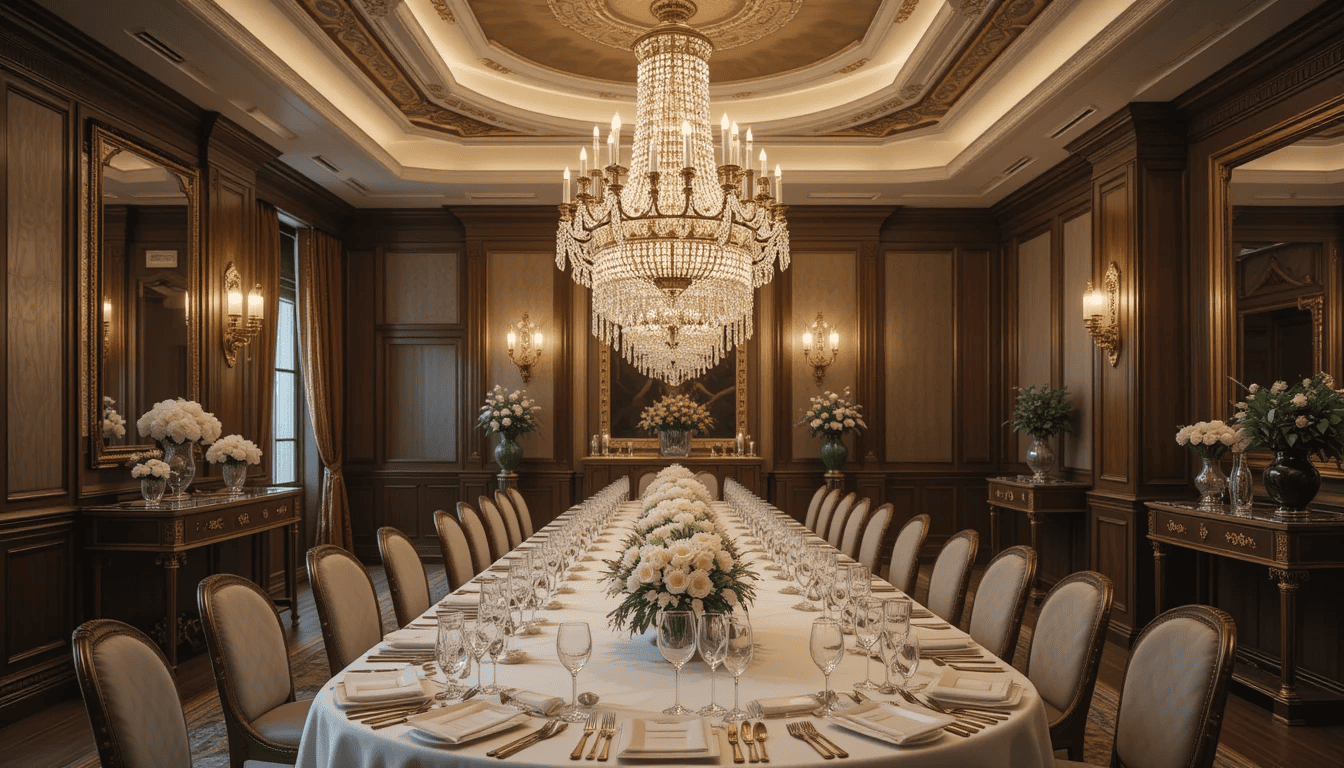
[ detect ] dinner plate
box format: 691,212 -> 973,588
827,707 -> 947,747
334,677 -> 434,709
618,716 -> 720,760
926,681 -> 1024,710
404,700 -> 533,746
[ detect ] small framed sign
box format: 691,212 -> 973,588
145,249 -> 178,268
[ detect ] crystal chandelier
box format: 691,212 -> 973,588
555,0 -> 790,385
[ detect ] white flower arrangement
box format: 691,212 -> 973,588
131,459 -> 171,480
796,387 -> 866,439
136,398 -> 222,445
640,476 -> 713,513
1234,373 -> 1344,462
638,394 -> 713,434
206,434 -> 263,466
101,396 -> 127,439
476,385 -> 541,440
1175,420 -> 1249,460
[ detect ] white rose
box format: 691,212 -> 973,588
626,572 -> 642,593
1248,383 -> 1259,393
501,417 -> 512,426
490,420 -> 499,430
622,547 -> 640,567
1292,394 -> 1308,407
687,569 -> 714,599
665,569 -> 689,594
694,551 -> 716,571
636,561 -> 660,584
657,593 -> 672,608
513,404 -> 523,415
724,590 -> 740,608
716,550 -> 734,571
1272,381 -> 1288,394
844,419 -> 855,428
1296,416 -> 1309,428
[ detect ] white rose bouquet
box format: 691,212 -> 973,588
136,398 -> 222,446
1233,373 -> 1344,462
131,459 -> 170,480
638,394 -> 713,434
476,385 -> 542,441
102,396 -> 126,439
206,434 -> 263,466
797,387 -> 866,439
641,476 -> 713,513
1175,420 -> 1248,460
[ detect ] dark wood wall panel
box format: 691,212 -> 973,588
0,509 -> 75,723
1096,176 -> 1132,486
957,249 -> 994,467
381,338 -> 459,463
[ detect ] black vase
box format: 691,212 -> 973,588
1263,448 -> 1321,513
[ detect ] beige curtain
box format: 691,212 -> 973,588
298,228 -> 351,549
254,202 -> 281,480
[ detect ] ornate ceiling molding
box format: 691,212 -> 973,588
355,0 -> 398,18
430,0 -> 455,23
895,0 -> 921,24
544,0 -> 803,52
829,0 -> 1052,138
298,0 -> 518,137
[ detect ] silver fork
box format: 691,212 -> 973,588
587,712 -> 614,760
571,711 -> 597,760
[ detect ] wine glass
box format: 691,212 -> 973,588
826,560 -> 849,621
658,610 -> 697,715
894,633 -> 923,691
793,546 -> 817,610
880,598 -> 912,694
473,611 -> 505,694
721,613 -> 754,723
853,597 -> 884,690
556,622 -> 592,722
696,612 -> 729,715
436,610 -> 468,698
810,617 -> 845,714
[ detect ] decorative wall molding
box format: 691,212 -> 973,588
544,0 -> 803,52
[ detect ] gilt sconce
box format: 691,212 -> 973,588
507,313 -> 544,382
223,261 -> 264,367
802,312 -> 840,383
1083,261 -> 1121,366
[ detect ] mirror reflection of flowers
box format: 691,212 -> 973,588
639,394 -> 714,434
206,434 -> 263,466
476,385 -> 542,440
1233,373 -> 1344,462
797,387 -> 866,438
136,398 -> 222,446
1007,385 -> 1074,440
101,395 -> 126,439
130,458 -> 170,480
1175,420 -> 1248,460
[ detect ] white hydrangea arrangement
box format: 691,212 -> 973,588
638,394 -> 714,434
101,396 -> 126,439
1175,420 -> 1250,460
136,398 -> 222,446
130,458 -> 170,480
797,387 -> 866,439
206,434 -> 263,466
476,385 -> 541,440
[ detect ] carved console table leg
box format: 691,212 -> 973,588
988,504 -> 1000,556
1152,540 -> 1167,614
1028,512 -> 1044,601
287,520 -> 301,626
1269,567 -> 1309,719
155,552 -> 187,668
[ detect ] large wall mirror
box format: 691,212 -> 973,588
85,124 -> 200,468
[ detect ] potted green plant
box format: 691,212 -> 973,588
1007,385 -> 1074,481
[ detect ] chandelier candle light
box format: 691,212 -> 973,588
556,0 -> 790,386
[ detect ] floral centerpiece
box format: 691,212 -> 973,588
131,458 -> 170,503
101,396 -> 126,440
639,394 -> 713,457
136,398 -> 221,498
604,466 -> 756,635
476,385 -> 542,473
796,388 -> 865,472
207,434 -> 263,494
1007,385 -> 1074,481
1175,420 -> 1248,507
1233,373 -> 1344,514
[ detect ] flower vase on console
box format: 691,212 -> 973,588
639,393 -> 713,458
1232,374 -> 1343,519
162,440 -> 196,499
1008,385 -> 1073,482
1176,420 -> 1246,509
206,435 -> 263,496
659,430 -> 691,457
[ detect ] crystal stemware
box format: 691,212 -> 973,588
853,597 -> 884,690
658,610 -> 697,715
697,612 -> 729,716
810,617 -> 845,714
436,610 -> 468,698
895,633 -> 923,691
879,598 -> 912,695
721,612 -> 754,723
556,622 -> 592,722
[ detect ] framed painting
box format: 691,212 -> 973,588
599,343 -> 748,452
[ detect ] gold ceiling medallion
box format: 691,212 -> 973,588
545,0 -> 803,51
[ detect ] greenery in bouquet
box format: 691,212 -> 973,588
797,387 -> 866,439
206,434 -> 264,466
476,385 -> 542,441
1007,385 -> 1074,440
137,398 -> 222,445
638,394 -> 713,434
1233,373 -> 1344,463
1175,420 -> 1248,461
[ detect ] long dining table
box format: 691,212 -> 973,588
296,495 -> 1054,768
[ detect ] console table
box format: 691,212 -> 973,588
82,487 -> 302,668
986,476 -> 1090,600
580,455 -> 764,498
1146,500 -> 1344,724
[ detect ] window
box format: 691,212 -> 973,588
273,226 -> 301,485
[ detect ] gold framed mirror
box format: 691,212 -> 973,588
598,344 -> 749,453
83,123 -> 200,469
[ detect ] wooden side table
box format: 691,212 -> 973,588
986,476 -> 1089,600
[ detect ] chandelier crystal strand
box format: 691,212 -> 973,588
555,0 -> 789,384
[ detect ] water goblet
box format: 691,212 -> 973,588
879,598 -> 912,694
853,597 -> 884,690
556,622 -> 592,722
894,633 -> 923,691
696,612 -> 729,716
721,613 -> 755,723
436,611 -> 468,698
658,610 -> 697,715
810,617 -> 845,714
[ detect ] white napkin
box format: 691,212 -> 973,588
439,596 -> 480,609
341,669 -> 422,703
926,669 -> 1012,702
752,694 -> 819,716
626,717 -> 708,753
383,629 -> 436,649
913,625 -> 971,651
831,702 -> 954,745
406,700 -> 529,744
507,690 -> 564,715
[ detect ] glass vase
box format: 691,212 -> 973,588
1228,452 -> 1253,514
494,436 -> 524,471
1025,436 -> 1054,481
819,436 -> 848,471
659,430 -> 691,457
141,477 -> 165,505
1194,455 -> 1228,508
1264,448 -> 1320,518
162,440 -> 196,499
222,462 -> 248,495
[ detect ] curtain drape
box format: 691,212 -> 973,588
297,227 -> 351,549
254,201 -> 281,481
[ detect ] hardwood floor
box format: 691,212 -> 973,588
1,564 -> 1341,767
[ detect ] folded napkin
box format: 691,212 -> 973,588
506,689 -> 564,715
407,700 -> 529,744
439,597 -> 480,610
913,625 -> 972,651
926,669 -> 1011,703
383,629 -> 436,650
752,694 -> 819,717
831,702 -> 954,745
626,717 -> 708,754
342,669 -> 423,703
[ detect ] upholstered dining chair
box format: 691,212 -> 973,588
838,497 -> 872,560
477,495 -> 512,561
825,492 -> 858,549
506,487 -> 535,538
886,514 -> 930,594
1054,605 -> 1237,768
455,502 -> 494,573
72,619 -> 193,768
694,471 -> 719,501
965,545 -> 1037,662
434,509 -> 476,591
307,545 -> 385,677
637,471 -> 658,498
1025,570 -> 1115,761
493,490 -> 524,548
197,574 -> 312,768
377,526 -> 432,628
812,488 -> 843,538
925,529 -> 979,626
803,485 -> 828,531
856,503 -> 893,574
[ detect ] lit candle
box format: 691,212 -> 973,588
534,332 -> 544,351
774,164 -> 783,204
507,330 -> 517,351
611,113 -> 622,167
1083,287 -> 1105,320
650,138 -> 659,174
802,331 -> 813,351
103,299 -> 112,318
745,128 -> 753,163
580,147 -> 588,176
759,148 -> 767,178
248,286 -> 264,320
184,292 -> 189,323
829,330 -> 839,352
563,167 -> 571,204
730,122 -> 739,166
607,131 -> 614,169
226,288 -> 243,318
682,120 -> 693,167
592,125 -> 600,170
720,113 -> 730,165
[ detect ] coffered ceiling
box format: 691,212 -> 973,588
39,0 -> 1330,209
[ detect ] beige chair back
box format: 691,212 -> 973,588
886,514 -> 929,593
694,471 -> 719,501
477,495 -> 511,561
434,510 -> 476,590
507,488 -> 534,538
307,545 -> 385,677
456,502 -> 494,573
72,619 -> 193,768
637,471 -> 658,498
839,498 -> 872,559
857,503 -> 893,574
377,526 -> 432,627
1026,570 -> 1114,761
967,545 -> 1037,661
926,529 -> 978,626
494,490 -> 524,548
812,488 -> 843,538
803,485 -> 828,530
826,492 -> 858,548
1112,606 -> 1237,768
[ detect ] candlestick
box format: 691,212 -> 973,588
774,164 -> 783,203
759,148 -> 767,178
682,120 -> 692,167
563,167 -> 571,203
720,113 -> 729,166
745,128 -> 753,163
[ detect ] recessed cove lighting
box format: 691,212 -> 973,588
807,192 -> 881,200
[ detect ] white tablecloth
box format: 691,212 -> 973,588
296,502 -> 1054,768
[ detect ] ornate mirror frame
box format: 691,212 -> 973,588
598,344 -> 749,453
82,123 -> 201,469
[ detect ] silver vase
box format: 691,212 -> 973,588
1025,436 -> 1055,482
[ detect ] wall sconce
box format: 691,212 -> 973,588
801,312 -> 840,383
102,298 -> 111,364
223,261 -> 264,367
1083,261 -> 1121,367
506,312 -> 544,382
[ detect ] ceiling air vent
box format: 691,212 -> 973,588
465,192 -> 537,200
130,30 -> 185,64
312,156 -> 341,174
1048,107 -> 1096,140
343,178 -> 371,195
1002,157 -> 1032,176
